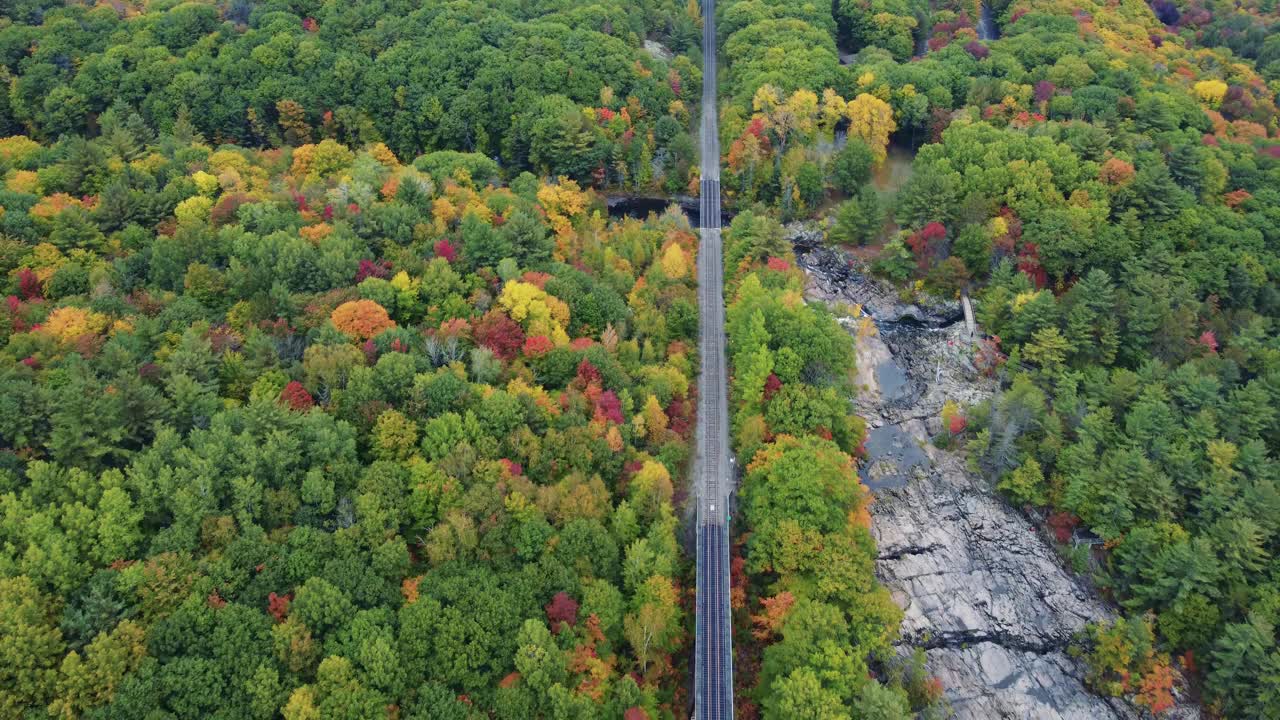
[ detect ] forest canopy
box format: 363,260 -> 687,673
0,90 -> 705,720
814,0 -> 1279,715
0,0 -> 704,191
2,0 -> 1280,716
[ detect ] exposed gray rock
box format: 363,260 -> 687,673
871,423 -> 1135,720
643,39 -> 674,62
788,225 -> 1201,720
922,644 -> 1142,720
792,227 -> 963,328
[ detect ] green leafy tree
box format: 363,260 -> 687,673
831,140 -> 875,195
0,576 -> 66,715
829,189 -> 881,246
998,456 -> 1048,507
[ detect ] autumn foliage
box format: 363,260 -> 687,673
522,335 -> 553,358
267,592 -> 291,622
331,300 -> 395,340
545,591 -> 579,631
280,381 -> 314,411
17,268 -> 42,300
473,310 -> 526,361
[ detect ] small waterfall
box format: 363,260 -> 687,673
977,2 -> 1000,41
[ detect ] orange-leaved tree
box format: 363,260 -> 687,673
331,300 -> 395,340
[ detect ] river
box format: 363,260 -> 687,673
605,194 -> 739,230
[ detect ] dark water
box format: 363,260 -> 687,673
875,361 -> 911,402
871,144 -> 916,194
606,196 -> 699,224
606,195 -> 737,227
860,423 -> 931,490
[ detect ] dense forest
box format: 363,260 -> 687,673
808,0 -> 1275,716
0,135 -> 709,717
900,3 -> 1280,717
2,0 -> 1280,716
0,1 -> 712,718
0,0 -> 703,192
0,138 -> 714,719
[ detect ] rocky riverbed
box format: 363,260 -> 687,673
791,228 -> 1198,720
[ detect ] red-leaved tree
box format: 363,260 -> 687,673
1198,330 -> 1218,354
523,335 -> 553,358
267,592 -> 291,622
1016,243 -> 1048,288
434,238 -> 458,263
473,310 -> 525,361
906,222 -> 949,271
545,591 -> 579,631
355,258 -> 391,283
17,269 -> 42,300
280,381 -> 314,411
575,359 -> 602,388
594,390 -> 624,425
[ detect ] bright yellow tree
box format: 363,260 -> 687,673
290,139 -> 354,179
1193,79 -> 1228,108
629,459 -> 674,524
42,307 -> 110,343
641,394 -> 669,445
819,89 -> 847,135
536,178 -> 589,237
783,89 -> 819,138
660,243 -> 688,279
752,85 -> 820,156
845,93 -> 897,165
498,281 -> 571,344
174,196 -> 213,225
191,171 -> 220,196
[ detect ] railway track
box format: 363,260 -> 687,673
692,0 -> 733,716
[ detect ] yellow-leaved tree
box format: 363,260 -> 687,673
191,171 -> 220,196
174,196 -> 213,225
640,394 -> 669,446
845,93 -> 897,166
819,89 -> 847,135
536,178 -> 589,238
628,459 -> 673,519
1193,79 -> 1228,108
290,140 -> 355,180
624,575 -> 682,678
498,281 -> 571,344
752,85 -> 819,156
659,243 -> 688,279
42,307 -> 110,343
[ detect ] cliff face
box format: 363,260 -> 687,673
791,229 -> 1199,720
